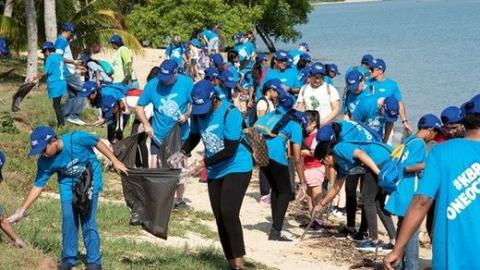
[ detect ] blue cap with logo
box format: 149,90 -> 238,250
204,67 -> 220,80
79,53 -> 91,63
292,111 -> 308,131
109,34 -> 123,44
219,70 -> 237,88
274,50 -> 289,61
191,80 -> 216,115
279,94 -> 295,110
157,59 -> 178,82
383,95 -> 400,123
263,78 -> 284,94
361,54 -> 374,66
29,126 -> 57,156
463,94 -> 480,115
309,62 -> 326,76
0,151 -> 5,180
101,95 -> 118,120
441,106 -> 465,125
371,58 -> 386,71
418,114 -> 442,131
316,123 -> 336,143
299,53 -> 311,62
255,53 -> 267,62
80,81 -> 98,97
325,64 -> 341,75
300,66 -> 311,84
346,70 -> 364,91
61,22 -> 75,33
41,41 -> 55,53
299,42 -> 310,52
210,54 -> 224,66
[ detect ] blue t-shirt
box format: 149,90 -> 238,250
385,135 -> 425,217
190,101 -> 253,179
324,76 -> 334,86
166,44 -> 186,66
201,30 -> 218,41
333,141 -> 392,177
34,132 -> 102,201
100,85 -> 126,101
260,112 -> 303,166
415,139 -> 480,270
234,41 -> 255,62
256,68 -> 301,99
344,66 -> 371,81
54,36 -> 74,76
351,94 -> 388,137
44,53 -> 67,99
338,119 -> 380,143
368,78 -> 402,101
289,49 -> 303,65
215,85 -> 230,101
137,75 -> 193,141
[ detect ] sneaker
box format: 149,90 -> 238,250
348,231 -> 368,241
334,227 -> 356,240
355,240 -> 382,252
174,200 -> 188,210
381,242 -> 395,251
66,117 -> 86,126
332,209 -> 346,218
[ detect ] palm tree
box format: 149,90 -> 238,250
3,0 -> 14,17
44,0 -> 57,42
24,0 -> 37,81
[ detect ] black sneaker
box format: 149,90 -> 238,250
129,212 -> 143,226
349,231 -> 368,241
174,200 -> 188,210
269,228 -> 293,242
334,227 -> 356,240
381,242 -> 395,251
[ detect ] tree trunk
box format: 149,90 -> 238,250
255,25 -> 276,53
25,0 -> 38,82
44,0 -> 57,42
3,0 -> 14,17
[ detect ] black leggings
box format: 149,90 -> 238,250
362,170 -> 396,240
52,97 -> 64,126
259,170 -> 271,196
261,159 -> 294,232
208,171 -> 252,260
345,174 -> 368,232
427,199 -> 436,241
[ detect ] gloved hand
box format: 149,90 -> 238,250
167,151 -> 187,169
7,208 -> 26,223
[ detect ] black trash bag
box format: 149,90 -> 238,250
12,82 -> 36,112
121,168 -> 180,239
155,124 -> 181,168
114,132 -> 148,168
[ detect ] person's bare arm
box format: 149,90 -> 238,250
404,162 -> 425,173
353,149 -> 380,175
292,144 -> 307,186
320,100 -> 340,126
399,101 -> 412,133
384,195 -> 432,270
384,122 -> 394,142
313,175 -> 346,214
135,105 -> 153,137
95,139 -> 128,175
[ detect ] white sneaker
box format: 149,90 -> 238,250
66,117 -> 86,126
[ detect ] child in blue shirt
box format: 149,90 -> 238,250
8,126 -> 127,270
385,114 -> 443,270
35,41 -> 67,126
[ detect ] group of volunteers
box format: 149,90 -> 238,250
0,20 -> 479,270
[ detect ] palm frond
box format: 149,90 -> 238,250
0,15 -> 27,51
70,29 -> 143,55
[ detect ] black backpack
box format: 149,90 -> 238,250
70,133 -> 93,215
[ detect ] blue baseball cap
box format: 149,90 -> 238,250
316,123 -> 336,143
41,41 -> 55,53
441,106 -> 465,125
61,22 -> 75,33
263,78 -> 284,94
79,53 -> 91,63
292,111 -> 308,130
325,64 -> 341,75
299,42 -> 310,52
309,62 -> 326,76
101,95 -> 118,120
219,70 -> 237,88
29,126 -> 57,156
279,94 -> 295,110
463,94 -> 480,115
255,53 -> 267,62
361,54 -> 374,66
157,59 -> 178,82
274,50 -> 289,61
109,34 -> 123,44
0,151 -> 5,180
204,67 -> 220,80
80,81 -> 98,97
346,70 -> 364,91
300,66 -> 311,84
210,54 -> 224,66
418,114 -> 442,131
371,58 -> 386,71
383,95 -> 399,123
191,80 -> 216,115
299,53 -> 311,62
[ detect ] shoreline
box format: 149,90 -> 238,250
311,0 -> 383,6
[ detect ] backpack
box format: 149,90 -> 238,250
70,133 -> 93,215
223,105 -> 270,167
378,137 -> 422,194
98,59 -> 114,76
254,109 -> 294,139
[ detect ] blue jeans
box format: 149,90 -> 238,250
64,73 -> 85,119
61,193 -> 101,266
397,218 -> 419,270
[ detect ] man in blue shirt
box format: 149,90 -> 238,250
135,59 -> 193,209
200,27 -> 219,54
8,126 -> 127,270
343,70 -> 371,119
165,36 -> 187,67
289,42 -> 309,65
344,54 -> 374,81
384,95 -> 480,270
55,22 -> 86,126
324,64 -> 341,86
368,58 -> 412,133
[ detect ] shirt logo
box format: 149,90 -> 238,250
32,140 -> 38,146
